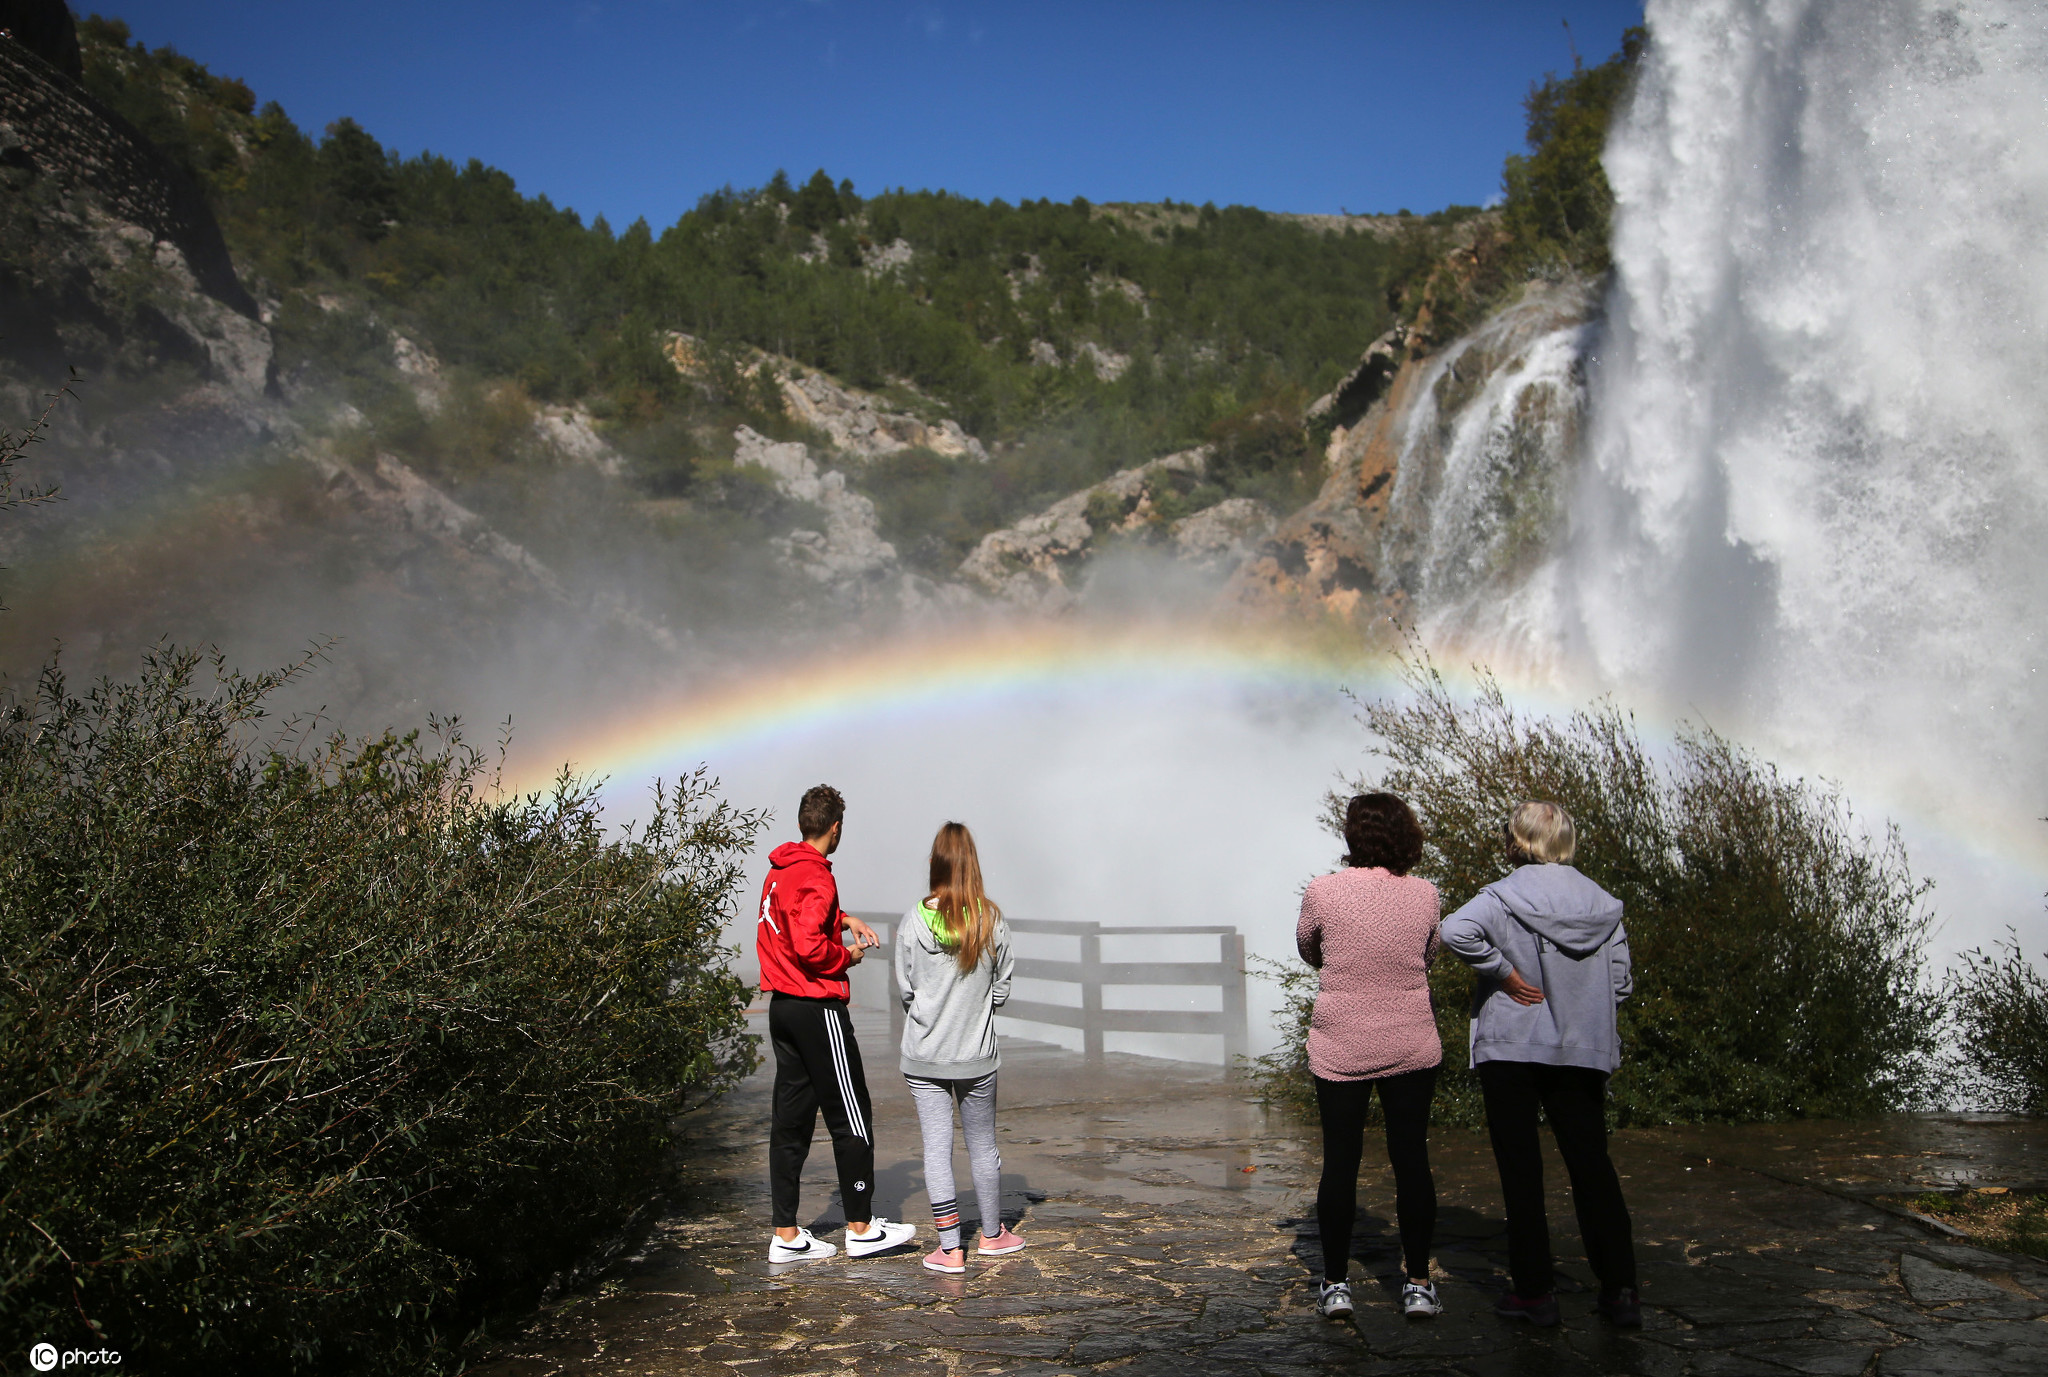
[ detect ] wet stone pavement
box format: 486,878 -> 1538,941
471,1008 -> 2048,1376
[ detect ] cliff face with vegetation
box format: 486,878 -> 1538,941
0,8 -> 1641,717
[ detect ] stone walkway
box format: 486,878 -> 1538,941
471,1010 -> 2048,1376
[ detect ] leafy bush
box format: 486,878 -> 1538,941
1397,27 -> 1645,341
1946,931 -> 2048,1113
0,377 -> 66,605
0,649 -> 761,1372
1257,652 -> 1941,1127
1499,28 -> 1646,279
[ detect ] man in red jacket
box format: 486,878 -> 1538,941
760,784 -> 916,1262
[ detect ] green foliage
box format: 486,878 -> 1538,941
67,17 -> 1412,463
1258,651 -> 1941,1128
1248,954 -> 1321,1120
1393,28 -> 1644,342
0,648 -> 761,1372
858,446 -> 1011,574
0,378 -> 69,608
1946,931 -> 2048,1113
1500,28 -> 1646,279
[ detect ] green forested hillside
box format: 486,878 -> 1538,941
64,14 -> 1499,562
30,13 -> 1641,593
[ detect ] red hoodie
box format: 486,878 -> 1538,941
756,841 -> 853,999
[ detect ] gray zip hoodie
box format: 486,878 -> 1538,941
1441,864 -> 1633,1072
896,904 -> 1014,1079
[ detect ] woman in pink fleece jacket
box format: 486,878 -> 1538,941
1296,792 -> 1443,1322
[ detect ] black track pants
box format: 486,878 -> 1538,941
1477,1059 -> 1637,1297
768,993 -> 875,1228
1315,1066 -> 1438,1282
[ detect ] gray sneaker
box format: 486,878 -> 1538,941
1401,1278 -> 1442,1319
1319,1280 -> 1354,1319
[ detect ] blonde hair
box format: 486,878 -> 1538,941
928,821 -> 1001,973
1506,801 -> 1576,865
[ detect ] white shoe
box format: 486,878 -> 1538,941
1401,1278 -> 1442,1318
844,1217 -> 917,1257
1319,1280 -> 1353,1318
768,1227 -> 837,1262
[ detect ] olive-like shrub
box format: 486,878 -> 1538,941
0,649 -> 760,1372
1258,652 -> 1941,1127
1946,931 -> 2048,1114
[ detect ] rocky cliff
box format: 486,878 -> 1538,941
1226,275 -> 1596,634
0,27 -> 261,387
0,14 -> 689,723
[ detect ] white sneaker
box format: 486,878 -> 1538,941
1401,1278 -> 1442,1318
844,1217 -> 917,1257
1319,1280 -> 1353,1318
768,1227 -> 836,1262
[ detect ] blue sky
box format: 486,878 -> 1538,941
99,1 -> 1644,228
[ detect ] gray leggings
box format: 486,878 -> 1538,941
904,1072 -> 1001,1250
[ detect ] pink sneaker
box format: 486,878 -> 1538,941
977,1228 -> 1025,1255
922,1245 -> 966,1274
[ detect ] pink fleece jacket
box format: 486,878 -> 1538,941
1296,867 -> 1443,1081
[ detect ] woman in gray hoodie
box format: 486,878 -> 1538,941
1442,801 -> 1640,1330
896,821 -> 1020,1273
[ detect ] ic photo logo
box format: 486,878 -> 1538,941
28,1344 -> 122,1370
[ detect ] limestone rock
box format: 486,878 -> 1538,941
1172,497 -> 1276,574
138,230 -> 271,398
391,334 -> 445,414
862,236 -> 914,276
533,403 -> 623,476
67,213 -> 272,400
1305,325 -> 1407,438
1227,276 -> 1596,628
665,334 -> 988,463
957,447 -> 1210,611
733,425 -> 899,585
1077,341 -> 1129,382
777,369 -> 987,462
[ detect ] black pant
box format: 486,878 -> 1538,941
1478,1060 -> 1636,1297
1315,1067 -> 1437,1282
768,993 -> 874,1229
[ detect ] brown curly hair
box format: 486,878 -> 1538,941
1344,792 -> 1424,874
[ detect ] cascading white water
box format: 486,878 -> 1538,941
1375,279 -> 1599,664
1547,0 -> 2048,889
1579,0 -> 2048,736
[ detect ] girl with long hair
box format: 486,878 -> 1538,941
895,821 -> 1020,1273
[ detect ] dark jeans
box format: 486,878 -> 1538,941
1478,1059 -> 1637,1298
1315,1066 -> 1437,1282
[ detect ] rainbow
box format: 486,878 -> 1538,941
504,618 -> 1426,798
503,616 -> 2048,898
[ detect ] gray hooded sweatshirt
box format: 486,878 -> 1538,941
895,905 -> 1015,1079
1440,864 -> 1633,1072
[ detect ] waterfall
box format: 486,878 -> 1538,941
1410,0 -> 2048,892
1372,279 -> 1599,669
